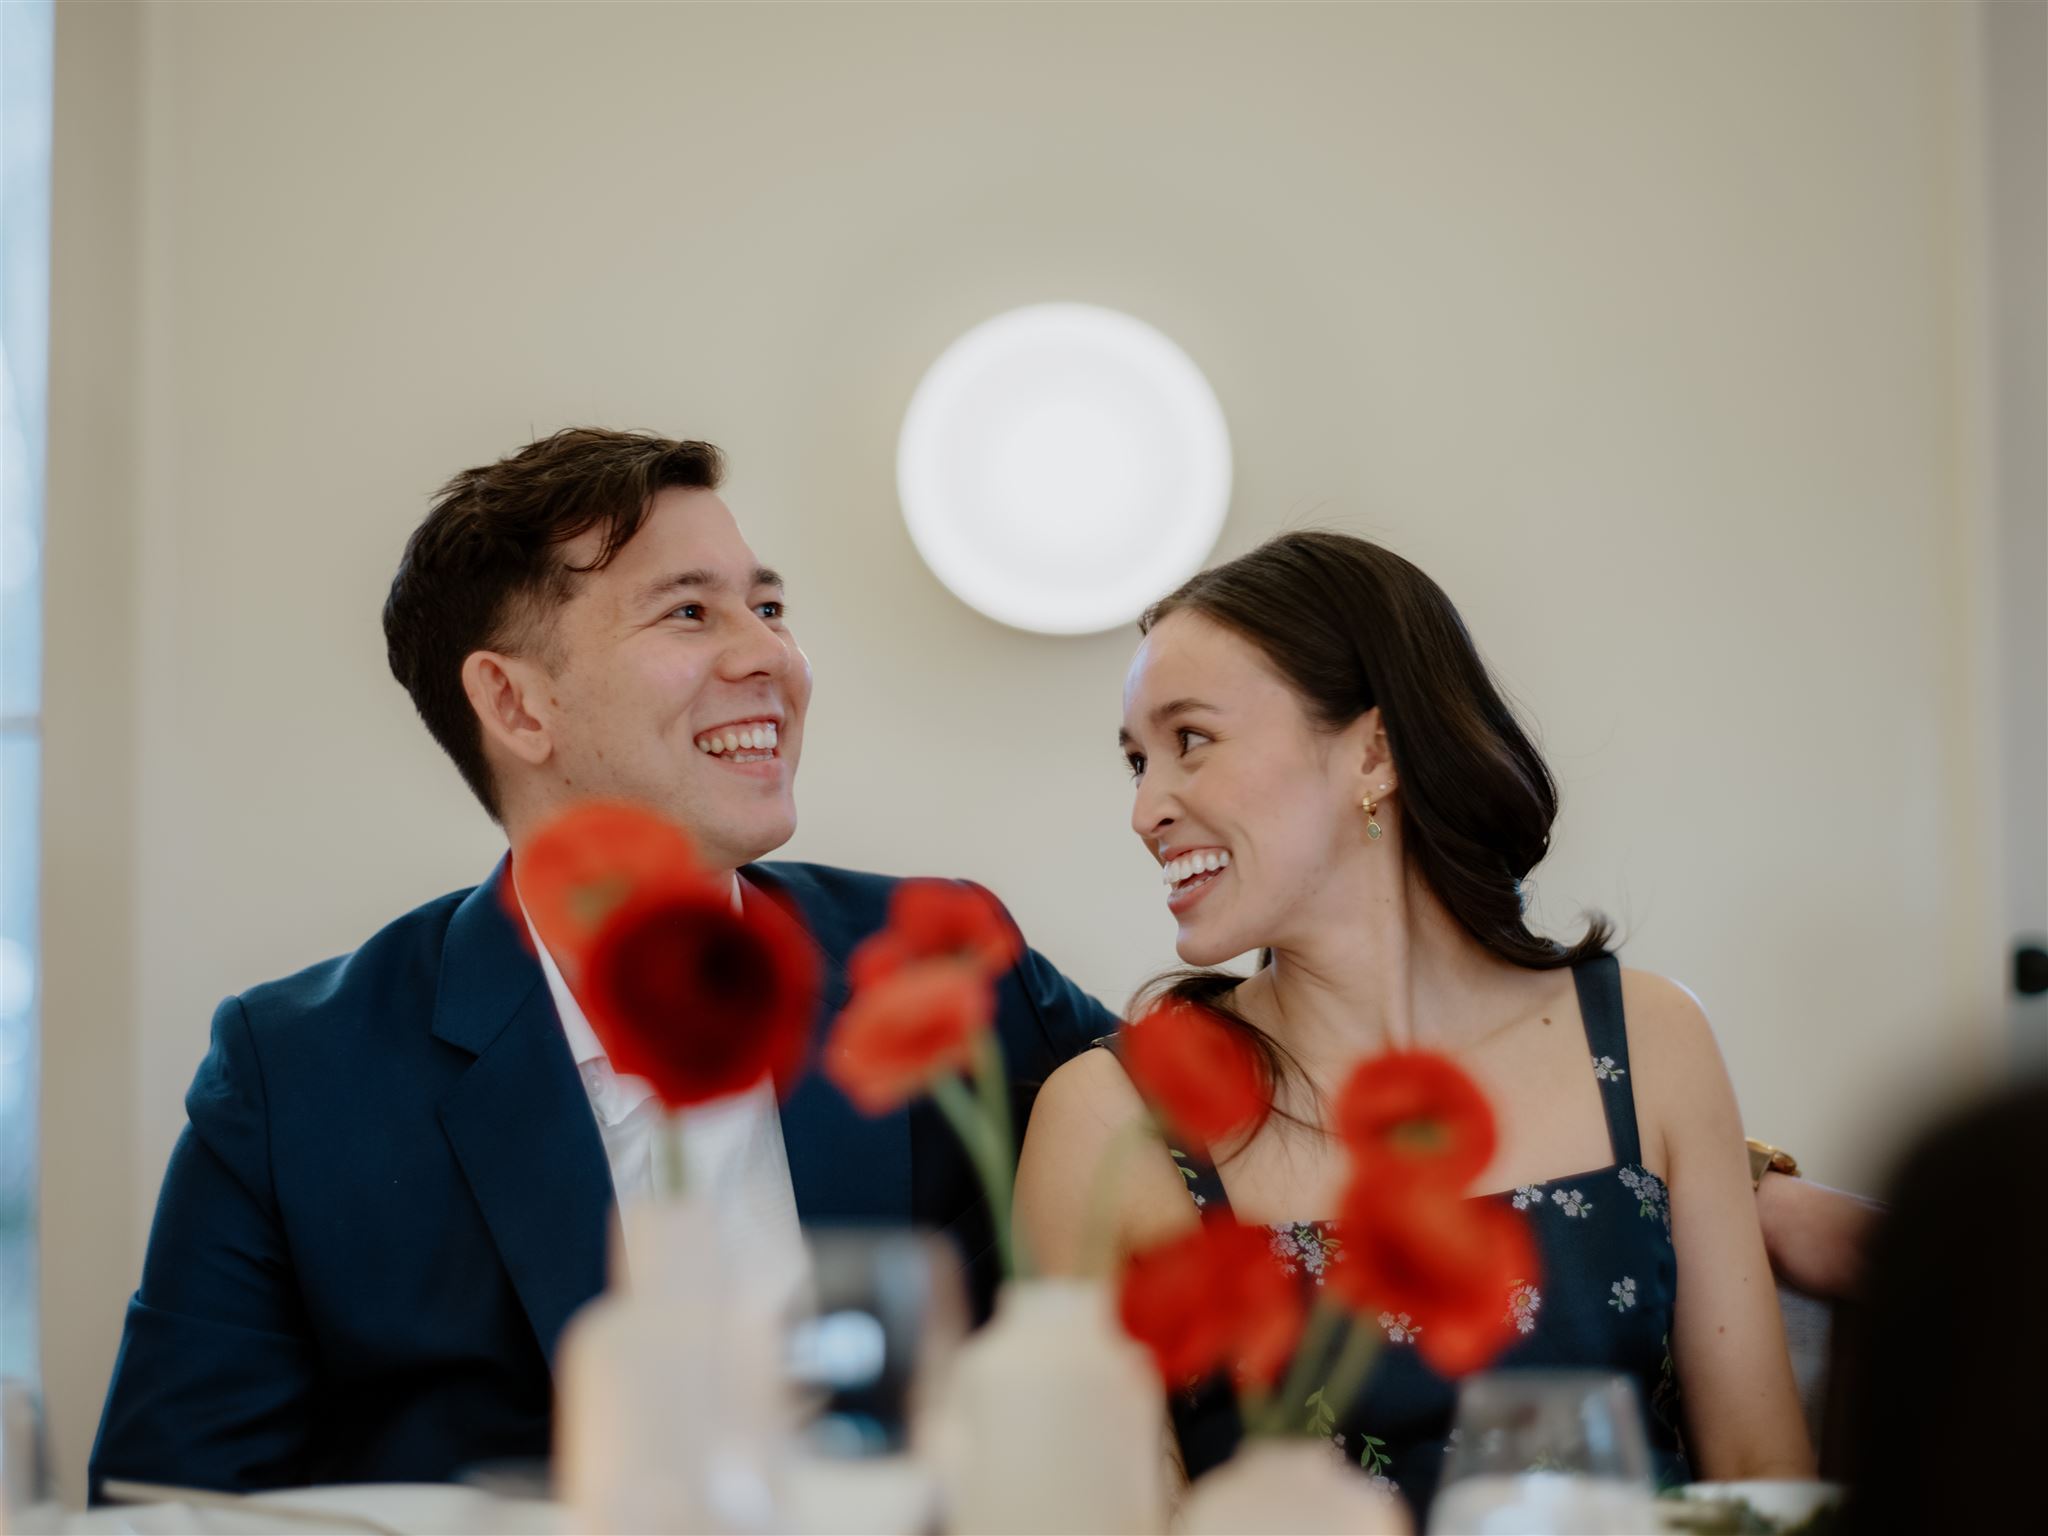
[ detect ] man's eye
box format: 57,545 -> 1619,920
757,601 -> 785,621
672,603 -> 706,621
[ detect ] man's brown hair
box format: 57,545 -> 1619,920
383,428 -> 725,820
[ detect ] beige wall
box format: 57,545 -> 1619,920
43,0 -> 2018,1503
43,0 -> 144,1504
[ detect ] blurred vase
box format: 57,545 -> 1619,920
0,1378 -> 59,1536
555,1197 -> 789,1534
944,1277 -> 1165,1535
1176,1437 -> 1412,1535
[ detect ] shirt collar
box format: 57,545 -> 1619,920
513,870 -> 745,1071
522,908 -> 608,1066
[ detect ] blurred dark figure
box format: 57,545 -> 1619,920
1840,1075 -> 2047,1534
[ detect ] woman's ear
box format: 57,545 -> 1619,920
1348,706 -> 1398,803
461,650 -> 556,770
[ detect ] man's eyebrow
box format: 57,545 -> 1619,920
634,567 -> 785,607
1117,698 -> 1220,748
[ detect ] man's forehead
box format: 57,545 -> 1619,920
570,487 -> 771,583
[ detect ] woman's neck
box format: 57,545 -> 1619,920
1234,860 -> 1521,1078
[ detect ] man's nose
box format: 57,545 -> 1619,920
722,613 -> 792,681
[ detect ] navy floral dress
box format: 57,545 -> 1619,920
1162,954 -> 1691,1522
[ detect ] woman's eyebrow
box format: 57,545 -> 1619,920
1117,698 -> 1220,748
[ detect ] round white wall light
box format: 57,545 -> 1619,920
896,303 -> 1232,636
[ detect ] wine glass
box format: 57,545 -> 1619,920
1429,1371 -> 1660,1535
779,1225 -> 969,1535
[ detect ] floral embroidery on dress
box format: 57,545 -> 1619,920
1552,1187 -> 1593,1218
1506,1280 -> 1542,1334
1510,1184 -> 1544,1210
1326,1421 -> 1396,1487
1169,1150 -> 1207,1209
1616,1164 -> 1671,1233
1592,1054 -> 1627,1082
1270,1223 -> 1342,1285
1651,1331 -> 1684,1442
1608,1276 -> 1637,1311
1377,1310 -> 1421,1344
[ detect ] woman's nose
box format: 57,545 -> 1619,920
1131,778 -> 1175,844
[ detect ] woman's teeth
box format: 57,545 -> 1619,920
694,722 -> 780,760
1161,850 -> 1231,889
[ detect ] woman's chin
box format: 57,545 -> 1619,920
1174,927 -> 1247,970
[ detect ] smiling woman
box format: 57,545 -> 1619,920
1015,529 -> 1814,1521
1124,532 -> 1607,981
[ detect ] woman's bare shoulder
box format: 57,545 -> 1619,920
1618,967 -> 1718,1058
1030,1044 -> 1150,1144
1017,1044 -> 1196,1272
1618,966 -> 1743,1168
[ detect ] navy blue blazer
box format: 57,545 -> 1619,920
89,859 -> 1114,1495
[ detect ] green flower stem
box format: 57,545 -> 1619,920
1078,1114 -> 1164,1279
1237,1369 -> 1274,1433
932,1072 -> 1028,1280
1315,1314 -> 1384,1441
1256,1295 -> 1346,1438
971,1033 -> 1014,1176
654,1114 -> 689,1200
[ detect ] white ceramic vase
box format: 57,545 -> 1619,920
1175,1436 -> 1412,1535
554,1198 -> 788,1534
943,1277 -> 1167,1535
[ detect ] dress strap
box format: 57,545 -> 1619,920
1089,1037 -> 1236,1218
1571,953 -> 1642,1168
1167,1146 -> 1234,1218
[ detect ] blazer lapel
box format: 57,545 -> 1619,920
433,858 -> 613,1367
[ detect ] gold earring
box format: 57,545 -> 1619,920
1362,791 -> 1383,841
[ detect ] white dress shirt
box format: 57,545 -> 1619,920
522,894 -> 811,1318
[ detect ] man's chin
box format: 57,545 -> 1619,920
717,808 -> 799,870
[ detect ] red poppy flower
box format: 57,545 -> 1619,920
1334,1050 -> 1496,1191
1117,999 -> 1267,1151
580,877 -> 821,1108
515,801 -> 705,972
1117,1221 -> 1305,1388
824,958 -> 996,1115
847,880 -> 1022,989
1328,1175 -> 1537,1377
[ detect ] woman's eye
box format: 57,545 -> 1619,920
1125,753 -> 1146,781
1177,728 -> 1210,753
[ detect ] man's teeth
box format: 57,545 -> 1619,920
695,722 -> 780,756
1161,850 -> 1231,887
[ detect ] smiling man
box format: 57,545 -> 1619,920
90,429 -> 1873,1497
87,430 -> 1118,1495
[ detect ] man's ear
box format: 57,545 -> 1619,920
461,650 -> 556,770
